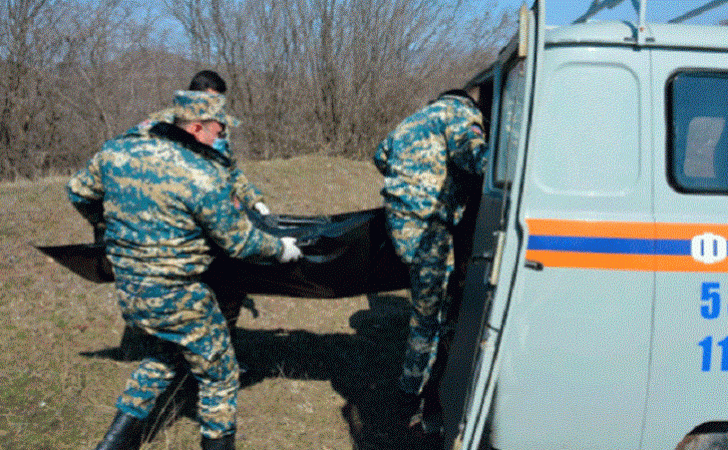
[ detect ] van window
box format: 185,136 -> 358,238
669,72 -> 728,193
495,59 -> 526,187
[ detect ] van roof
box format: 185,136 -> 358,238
545,21 -> 728,51
544,0 -> 728,26
465,1 -> 728,94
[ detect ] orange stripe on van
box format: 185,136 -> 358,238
527,219 -> 728,240
526,250 -> 728,272
655,223 -> 728,240
526,219 -> 655,239
525,219 -> 728,272
525,250 -> 655,271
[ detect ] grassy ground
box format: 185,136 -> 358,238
0,156 -> 443,450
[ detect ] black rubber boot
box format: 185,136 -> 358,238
94,410 -> 144,450
201,434 -> 235,450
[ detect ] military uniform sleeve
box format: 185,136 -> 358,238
386,133 -> 447,218
446,107 -> 489,175
230,168 -> 264,209
67,152 -> 105,225
376,146 -> 443,262
375,115 -> 451,262
194,185 -> 282,260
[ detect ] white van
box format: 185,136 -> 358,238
439,1 -> 728,449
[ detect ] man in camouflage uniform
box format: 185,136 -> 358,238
123,70 -> 268,332
373,86 -> 488,427
68,91 -> 302,450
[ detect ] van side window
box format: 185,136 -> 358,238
495,59 -> 526,187
669,72 -> 728,193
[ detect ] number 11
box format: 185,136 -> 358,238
699,336 -> 728,372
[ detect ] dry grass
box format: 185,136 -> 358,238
0,156 -> 441,450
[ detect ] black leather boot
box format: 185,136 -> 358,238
201,434 -> 235,450
94,410 -> 144,450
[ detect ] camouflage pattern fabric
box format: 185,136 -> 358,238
67,94 -> 282,438
168,90 -> 241,127
114,281 -> 238,439
67,123 -> 281,283
130,106 -> 264,210
374,93 -> 488,395
138,104 -> 264,329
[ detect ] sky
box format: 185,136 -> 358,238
492,0 -> 728,26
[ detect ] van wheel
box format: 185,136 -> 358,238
676,424 -> 728,450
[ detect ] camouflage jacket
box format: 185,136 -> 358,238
129,109 -> 264,209
373,93 -> 489,229
67,121 -> 282,285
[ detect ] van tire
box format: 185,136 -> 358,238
676,423 -> 728,450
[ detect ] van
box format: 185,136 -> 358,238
439,1 -> 728,449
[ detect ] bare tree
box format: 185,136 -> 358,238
163,0 -> 512,161
0,0 -> 70,179
0,0 -> 186,180
0,0 -> 514,180
48,0 -> 184,173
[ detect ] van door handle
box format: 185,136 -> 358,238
525,259 -> 543,271
472,251 -> 494,262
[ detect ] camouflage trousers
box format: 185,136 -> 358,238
385,211 -> 455,396
114,280 -> 239,439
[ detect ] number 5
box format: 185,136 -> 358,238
701,282 -> 720,320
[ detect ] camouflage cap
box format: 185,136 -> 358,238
172,90 -> 241,127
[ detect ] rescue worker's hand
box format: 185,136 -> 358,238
278,237 -> 303,263
254,202 -> 270,215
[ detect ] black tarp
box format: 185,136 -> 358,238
36,207 -> 410,298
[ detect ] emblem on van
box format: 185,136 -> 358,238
691,233 -> 727,264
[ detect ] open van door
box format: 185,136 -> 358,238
438,3 -> 541,448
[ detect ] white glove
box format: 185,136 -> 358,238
278,237 -> 303,263
253,202 -> 270,215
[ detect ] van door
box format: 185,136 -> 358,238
440,54 -> 529,450
441,19 -> 538,449
488,43 -> 654,449
442,5 -> 542,448
644,51 -> 728,449
438,66 -> 509,449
